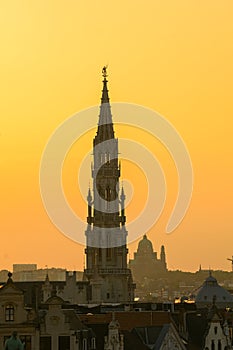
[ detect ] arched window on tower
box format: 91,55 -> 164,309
98,248 -> 102,263
5,304 -> 14,321
105,187 -> 111,210
107,248 -> 112,261
105,153 -> 110,163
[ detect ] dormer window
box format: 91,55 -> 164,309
5,304 -> 14,322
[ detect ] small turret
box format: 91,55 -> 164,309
87,187 -> 93,224
160,245 -> 167,270
120,186 -> 126,226
104,313 -> 124,350
42,273 -> 52,302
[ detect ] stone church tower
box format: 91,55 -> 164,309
84,67 -> 135,303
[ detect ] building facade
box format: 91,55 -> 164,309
0,274 -> 96,350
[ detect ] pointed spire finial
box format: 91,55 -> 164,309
94,66 -> 114,144
87,186 -> 92,202
102,65 -> 108,79
120,185 -> 125,200
101,66 -> 110,105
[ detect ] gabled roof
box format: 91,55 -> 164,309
0,273 -> 24,295
85,323 -> 149,350
63,310 -> 89,331
132,325 -> 171,350
122,330 -> 149,350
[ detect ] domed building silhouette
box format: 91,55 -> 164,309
195,272 -> 233,309
129,235 -> 167,281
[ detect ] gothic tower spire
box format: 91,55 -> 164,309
84,67 -> 135,303
95,66 -> 114,146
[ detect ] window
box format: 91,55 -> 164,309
98,248 -> 102,262
106,248 -> 112,260
83,338 -> 87,350
40,337 -> 51,350
91,337 -> 96,349
211,340 -> 215,350
105,153 -> 110,163
214,326 -> 218,334
59,336 -> 70,350
218,340 -> 222,350
5,305 -> 14,322
107,292 -> 110,299
19,335 -> 31,350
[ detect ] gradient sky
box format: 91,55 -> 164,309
1,1 -> 233,272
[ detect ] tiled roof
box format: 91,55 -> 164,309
79,311 -> 171,331
122,330 -> 149,350
63,310 -> 87,330
186,312 -> 208,348
85,324 -> 149,350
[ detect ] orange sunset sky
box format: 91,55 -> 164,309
1,1 -> 233,272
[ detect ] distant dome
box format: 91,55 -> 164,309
205,275 -> 217,284
195,273 -> 233,309
137,235 -> 153,255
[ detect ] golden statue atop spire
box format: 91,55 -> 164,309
102,65 -> 108,78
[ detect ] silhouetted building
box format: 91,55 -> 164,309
178,302 -> 233,349
195,272 -> 233,309
83,67 -> 135,303
0,273 -> 96,350
79,311 -> 186,350
129,234 -> 167,281
203,303 -> 231,350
